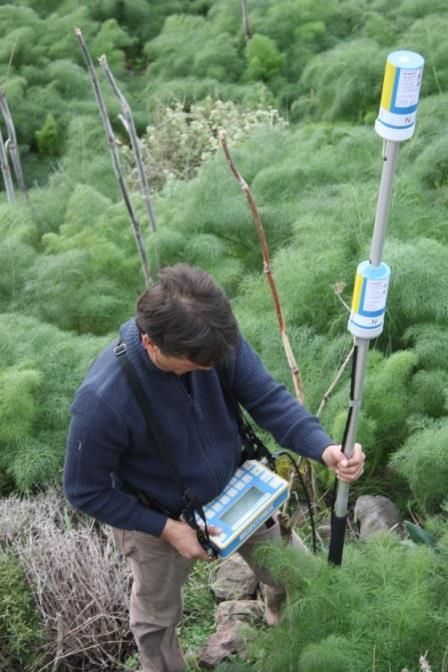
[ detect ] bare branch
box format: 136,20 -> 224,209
0,125 -> 15,203
219,131 -> 305,405
331,281 -> 351,312
335,293 -> 351,312
0,90 -> 28,199
118,113 -> 130,135
242,0 -> 252,43
441,645 -> 448,672
316,344 -> 355,418
51,613 -> 64,672
5,37 -> 18,81
75,28 -> 151,287
99,54 -> 157,235
1,489 -> 134,671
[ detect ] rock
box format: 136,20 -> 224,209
215,599 -> 264,626
354,495 -> 400,539
199,601 -> 262,668
198,622 -> 247,669
211,554 -> 258,600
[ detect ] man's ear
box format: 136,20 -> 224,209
142,334 -> 159,355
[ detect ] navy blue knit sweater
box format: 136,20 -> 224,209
64,319 -> 333,536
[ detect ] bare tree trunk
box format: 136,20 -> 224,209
0,91 -> 28,200
242,0 -> 251,43
0,126 -> 15,203
75,28 -> 152,287
99,55 -> 157,234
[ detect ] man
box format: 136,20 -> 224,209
64,263 -> 365,672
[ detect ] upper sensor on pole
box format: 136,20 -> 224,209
375,51 -> 424,142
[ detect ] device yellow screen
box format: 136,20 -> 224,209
220,486 -> 264,527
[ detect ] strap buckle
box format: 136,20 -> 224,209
114,342 -> 127,357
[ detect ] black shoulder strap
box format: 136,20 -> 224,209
114,341 -> 211,543
114,342 -> 189,499
217,366 -> 275,467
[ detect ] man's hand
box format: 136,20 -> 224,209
161,518 -> 221,561
321,443 -> 365,483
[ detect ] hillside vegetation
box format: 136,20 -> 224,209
0,0 -> 447,670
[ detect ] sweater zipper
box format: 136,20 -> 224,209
176,377 -> 220,492
177,376 -> 203,418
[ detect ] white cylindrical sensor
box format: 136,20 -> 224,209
375,51 -> 424,142
348,261 -> 391,339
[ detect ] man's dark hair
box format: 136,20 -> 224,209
136,264 -> 239,366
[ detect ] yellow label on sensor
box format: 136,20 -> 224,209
351,272 -> 364,313
380,62 -> 396,111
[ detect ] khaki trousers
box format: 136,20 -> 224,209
112,516 -> 299,672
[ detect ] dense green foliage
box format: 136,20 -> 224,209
220,534 -> 448,672
0,0 -> 447,504
1,0 -> 448,668
0,314 -> 108,493
391,420 -> 448,512
1,0 -> 447,184
0,552 -> 46,670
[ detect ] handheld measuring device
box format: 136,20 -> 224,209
198,460 -> 289,558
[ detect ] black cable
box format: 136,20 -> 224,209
328,342 -> 359,565
343,342 -> 359,454
272,451 -> 317,554
330,342 -> 359,504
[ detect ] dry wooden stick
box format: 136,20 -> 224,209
219,130 -> 305,405
99,55 -> 157,234
75,28 -> 151,287
242,0 -> 251,43
316,344 -> 354,418
0,91 -> 28,200
0,125 -> 15,203
314,283 -> 354,416
5,37 -> 18,81
332,280 -> 351,312
335,293 -> 351,312
51,612 -> 64,672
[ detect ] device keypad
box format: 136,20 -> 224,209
204,461 -> 283,518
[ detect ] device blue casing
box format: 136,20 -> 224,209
198,460 -> 289,558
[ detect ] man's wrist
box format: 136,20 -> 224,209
321,444 -> 338,467
160,517 -> 177,540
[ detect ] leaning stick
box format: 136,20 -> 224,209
0,126 -> 15,203
312,283 -> 355,416
75,28 -> 151,287
0,91 -> 28,200
99,55 -> 157,234
219,131 -> 305,404
316,345 -> 354,418
220,132 -> 315,506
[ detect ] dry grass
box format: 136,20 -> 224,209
0,489 -> 135,671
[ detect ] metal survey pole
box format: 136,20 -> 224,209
329,51 -> 424,566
